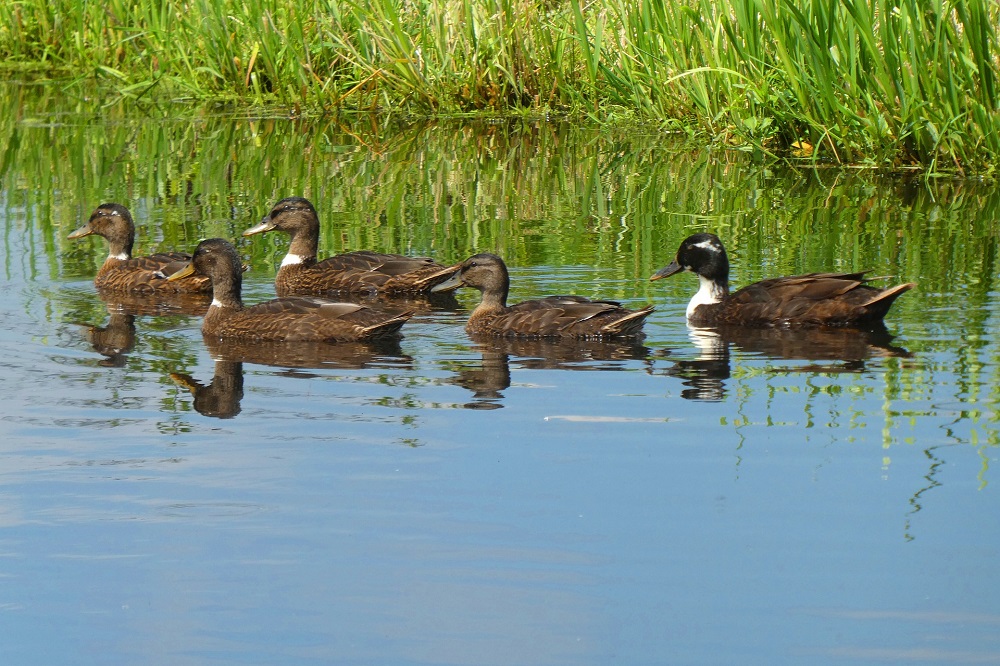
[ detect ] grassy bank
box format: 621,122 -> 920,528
2,0 -> 998,175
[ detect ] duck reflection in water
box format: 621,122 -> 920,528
98,291 -> 211,318
171,361 -> 245,419
78,309 -> 137,367
76,291 -> 212,367
447,336 -> 651,409
663,324 -> 912,401
170,337 -> 412,418
449,349 -> 511,410
201,335 -> 412,371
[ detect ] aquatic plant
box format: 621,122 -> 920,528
1,0 -> 998,174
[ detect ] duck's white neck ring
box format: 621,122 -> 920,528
281,253 -> 305,267
687,275 -> 726,319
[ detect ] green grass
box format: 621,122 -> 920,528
1,0 -> 998,175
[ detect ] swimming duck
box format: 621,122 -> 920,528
68,203 -> 211,293
432,253 -> 654,339
243,197 -> 457,297
651,233 -> 914,328
167,238 -> 413,342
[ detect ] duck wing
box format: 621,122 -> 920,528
222,297 -> 413,341
284,251 -> 449,296
367,254 -> 458,293
361,253 -> 442,277
245,296 -> 366,317
734,272 -> 865,301
132,251 -> 193,272
483,298 -> 651,338
727,272 -> 913,326
98,252 -> 212,293
534,295 -> 622,307
313,251 -> 396,272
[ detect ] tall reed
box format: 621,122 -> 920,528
595,0 -> 1000,172
0,0 -> 998,173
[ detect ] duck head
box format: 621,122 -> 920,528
651,233 -> 730,286
243,196 -> 319,238
243,197 -> 320,266
68,203 -> 136,258
431,253 -> 509,304
167,238 -> 244,304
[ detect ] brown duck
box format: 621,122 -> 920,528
243,197 -> 456,297
68,203 -> 210,293
432,253 -> 654,339
651,233 -> 914,328
167,238 -> 413,342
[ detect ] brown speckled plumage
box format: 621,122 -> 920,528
432,253 -> 653,339
68,203 -> 211,294
168,238 -> 413,342
243,197 -> 456,297
651,233 -> 915,328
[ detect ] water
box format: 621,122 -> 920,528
1,84 -> 999,664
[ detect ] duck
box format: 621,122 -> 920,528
650,232 -> 915,328
68,203 -> 211,293
432,253 -> 654,339
242,196 -> 457,297
167,238 -> 414,342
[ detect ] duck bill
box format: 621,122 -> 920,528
242,217 -> 276,237
166,262 -> 197,282
429,268 -> 464,293
650,261 -> 684,281
67,224 -> 94,240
